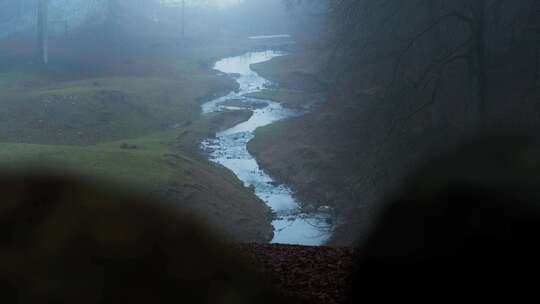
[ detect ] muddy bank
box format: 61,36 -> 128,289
243,50 -> 373,245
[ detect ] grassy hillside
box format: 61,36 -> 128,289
250,49 -> 329,91
0,129 -> 273,242
248,95 -> 382,245
0,76 -> 234,144
248,49 -> 428,245
247,49 -> 329,110
0,26 -> 277,242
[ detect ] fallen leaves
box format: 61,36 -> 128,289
240,243 -> 356,304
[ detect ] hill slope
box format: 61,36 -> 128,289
0,26 -> 277,242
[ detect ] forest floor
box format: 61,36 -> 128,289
0,23 -> 283,242
241,243 -> 355,304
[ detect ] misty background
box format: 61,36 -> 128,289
0,0 -> 539,246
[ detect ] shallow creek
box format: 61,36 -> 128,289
201,51 -> 330,246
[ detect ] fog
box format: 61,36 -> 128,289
1,0 -> 540,302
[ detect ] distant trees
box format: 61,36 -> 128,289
161,0 -> 186,39
220,0 -> 291,35
281,0 -> 540,243
282,0 -> 329,44
105,0 -> 161,25
321,0 -> 538,130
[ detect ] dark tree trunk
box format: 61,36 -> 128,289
534,0 -> 540,87
471,0 -> 487,126
181,0 -> 186,39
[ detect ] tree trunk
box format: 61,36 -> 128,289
534,0 -> 540,88
37,0 -> 49,65
181,0 -> 186,39
107,0 -> 119,27
427,0 -> 444,129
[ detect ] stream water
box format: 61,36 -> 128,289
201,51 -> 331,246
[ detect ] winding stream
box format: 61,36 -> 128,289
201,51 -> 331,246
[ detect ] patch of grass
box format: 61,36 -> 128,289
0,33 -> 285,242
250,50 -> 329,92
0,70 -> 49,88
0,132 -> 177,188
248,122 -> 289,154
248,49 -> 329,110
0,75 -> 235,145
0,127 -> 274,242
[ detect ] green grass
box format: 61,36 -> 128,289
0,75 -> 235,145
0,71 -> 250,191
250,49 -> 329,92
0,69 -> 241,185
248,122 -> 289,154
0,34 -> 282,242
0,130 -> 179,188
0,71 -> 46,88
0,126 -> 274,242
0,38 -> 248,188
247,49 -> 328,109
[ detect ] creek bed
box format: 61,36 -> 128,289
201,51 -> 331,246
